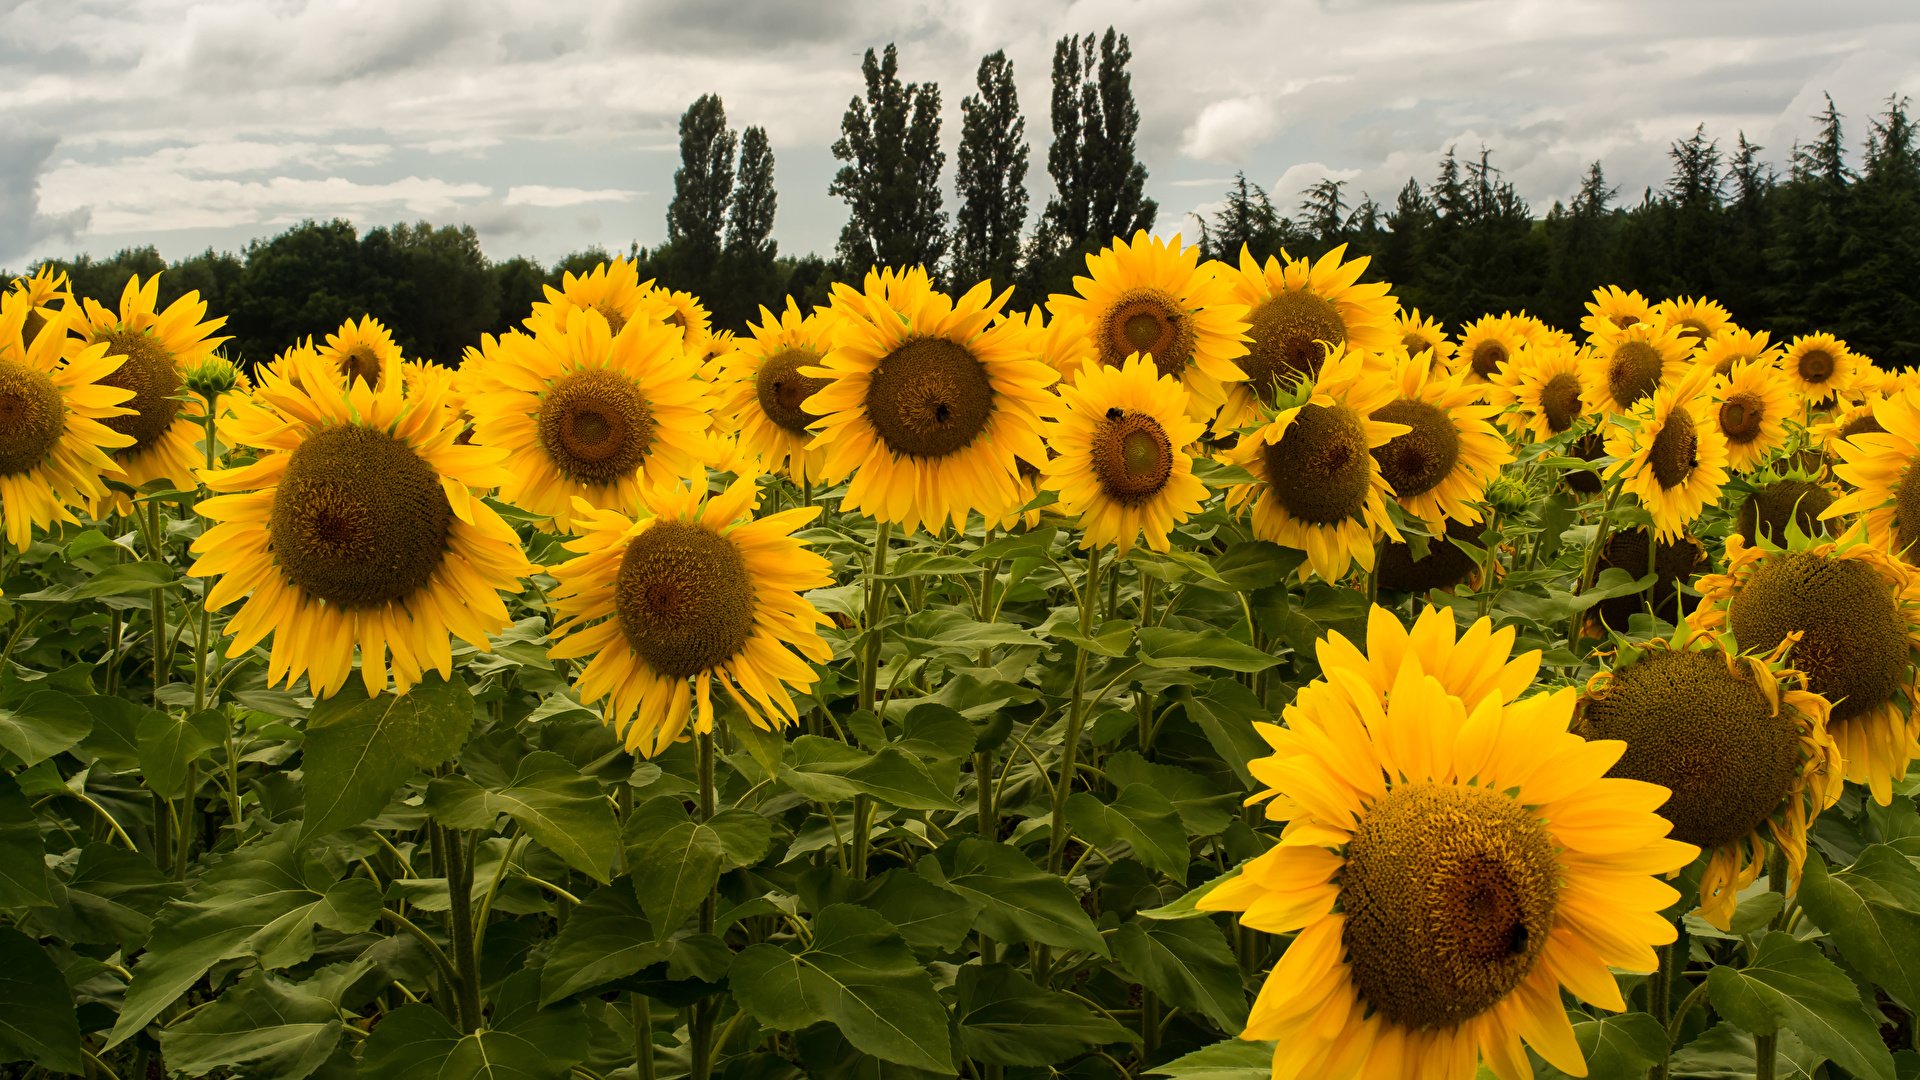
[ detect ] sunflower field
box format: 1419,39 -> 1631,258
1,229 -> 1918,1080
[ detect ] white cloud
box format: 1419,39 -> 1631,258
503,185 -> 641,208
1181,97 -> 1281,163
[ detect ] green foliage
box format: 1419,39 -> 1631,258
830,43 -> 949,276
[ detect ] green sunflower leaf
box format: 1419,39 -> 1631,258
955,963 -> 1134,1065
425,750 -> 620,883
0,927 -> 82,1074
1135,627 -> 1280,672
1112,916 -> 1248,1033
1068,783 -> 1190,879
1797,845 -> 1920,1006
299,674 -> 474,841
918,839 -> 1107,956
1705,931 -> 1895,1080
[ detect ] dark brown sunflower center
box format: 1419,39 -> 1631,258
1650,410 -> 1699,489
614,520 -> 755,679
594,303 -> 629,336
1564,431 -> 1606,495
1894,461 -> 1920,561
1262,403 -> 1370,525
754,348 -> 828,435
1541,373 -> 1582,434
1341,781 -> 1558,1030
1614,313 -> 1642,330
1677,319 -> 1712,344
0,359 -> 66,476
665,310 -> 687,329
1370,399 -> 1460,499
1839,414 -> 1886,442
1606,341 -> 1664,409
1736,481 -> 1833,547
1242,291 -> 1346,400
1577,650 -> 1802,850
1377,520 -> 1481,595
1593,528 -> 1706,629
21,309 -> 46,346
1090,409 -> 1174,503
864,336 -> 994,459
269,425 -> 452,609
1469,340 -> 1509,380
1797,349 -> 1835,383
1100,289 -> 1197,379
336,346 -> 383,389
96,327 -> 183,453
1718,393 -> 1764,444
1401,331 -> 1435,356
1730,552 -> 1910,723
536,368 -> 655,485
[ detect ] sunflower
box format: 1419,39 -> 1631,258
1225,346 -> 1407,582
1826,387 -> 1920,561
1580,319 -> 1692,416
1575,634 -> 1841,931
1698,328 -> 1779,378
1580,285 -> 1654,343
1199,604 -> 1695,1080
466,306 -> 713,533
189,350 -> 532,698
1712,359 -> 1796,473
1394,307 -> 1454,365
803,272 -> 1054,534
1213,244 -> 1397,427
1451,313 -> 1530,384
1778,332 -> 1858,404
0,289 -> 136,550
1653,296 -> 1733,347
1810,396 -> 1886,466
1690,534 -> 1920,805
1047,231 -> 1249,424
529,257 -> 655,335
317,316 -> 403,390
398,359 -> 459,404
1039,353 -> 1208,557
1486,341 -> 1586,443
1735,476 -> 1836,546
1588,528 -> 1708,632
546,474 -> 832,758
643,286 -> 714,359
72,274 -> 228,501
713,298 -> 836,486
1369,350 -> 1512,528
1606,367 -> 1729,541
9,265 -> 71,346
1021,306 -> 1097,386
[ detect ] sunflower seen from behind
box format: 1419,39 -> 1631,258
467,306 -> 713,532
1778,332 -> 1857,405
1199,604 -> 1695,1080
73,273 -> 228,501
1369,349 -> 1512,529
190,350 -> 533,698
1214,243 -> 1396,428
804,273 -> 1054,534
1047,231 -> 1248,424
1606,366 -> 1730,541
1580,319 -> 1691,417
1581,285 -> 1654,343
1691,533 -> 1920,805
1711,359 -> 1796,473
1225,345 -> 1407,582
1039,353 -> 1208,557
546,474 -> 832,758
318,315 -> 403,390
1575,632 -> 1841,931
714,298 -> 836,486
0,289 -> 137,551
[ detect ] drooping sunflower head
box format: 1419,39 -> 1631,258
1825,387 -> 1920,563
528,256 -> 653,336
1225,346 -> 1411,582
1201,603 -> 1695,1080
1368,350 -> 1513,529
1736,476 -> 1836,547
1451,312 -> 1530,384
1214,244 -> 1397,427
1047,231 -> 1249,424
1486,339 -> 1587,443
317,316 -> 403,390
1393,306 -> 1453,365
1576,635 -> 1842,930
807,273 -> 1055,534
1653,295 -> 1734,347
1590,527 -> 1708,632
1039,352 -> 1209,557
546,474 -> 833,757
1375,519 -> 1483,596
73,273 -> 228,498
1580,284 -> 1654,344
1605,366 -> 1731,541
715,298 -> 837,485
1579,318 -> 1691,415
1778,332 -> 1858,404
1711,358 -> 1797,473
190,350 -> 533,698
1691,534 -> 1920,804
1699,327 -> 1779,378
466,306 -> 715,532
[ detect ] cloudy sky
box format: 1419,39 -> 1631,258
5,0 -> 1919,271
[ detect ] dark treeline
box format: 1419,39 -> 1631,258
12,30 -> 1919,366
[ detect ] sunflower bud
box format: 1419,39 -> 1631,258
185,355 -> 240,401
1484,473 -> 1531,517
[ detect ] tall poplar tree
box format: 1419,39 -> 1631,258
829,44 -> 948,274
714,125 -> 779,328
667,94 -> 737,289
952,51 -> 1029,289
1034,29 -> 1156,261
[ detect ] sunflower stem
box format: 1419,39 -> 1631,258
1752,844 -> 1793,1080
688,729 -> 718,1080
1570,480 -> 1624,647
1137,575 -> 1156,758
1048,547 -> 1103,875
852,521 -> 893,881
441,825 -> 483,1032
